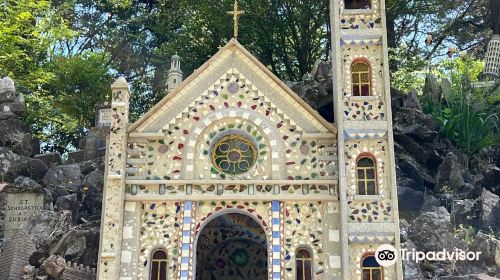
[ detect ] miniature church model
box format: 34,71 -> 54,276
97,0 -> 402,279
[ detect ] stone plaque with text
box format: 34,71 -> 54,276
98,108 -> 112,127
3,193 -> 44,238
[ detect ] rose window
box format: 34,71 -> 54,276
211,134 -> 257,175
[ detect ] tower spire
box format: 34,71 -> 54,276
167,53 -> 183,93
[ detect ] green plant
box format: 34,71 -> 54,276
455,224 -> 476,245
421,58 -> 499,157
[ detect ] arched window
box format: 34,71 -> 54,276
357,156 -> 377,195
296,248 -> 312,280
345,0 -> 372,9
362,255 -> 382,280
150,250 -> 167,280
351,61 -> 371,96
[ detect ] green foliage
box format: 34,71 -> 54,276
1,1 -> 112,153
0,0 -> 497,154
454,224 -> 476,246
23,52 -> 112,153
45,52 -> 112,128
421,58 -> 499,156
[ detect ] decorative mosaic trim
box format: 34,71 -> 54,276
341,35 -> 382,46
179,201 -> 194,280
271,201 -> 282,280
348,233 -> 395,244
185,109 -> 279,180
344,129 -> 387,140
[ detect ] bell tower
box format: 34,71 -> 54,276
330,0 -> 403,278
167,54 -> 183,93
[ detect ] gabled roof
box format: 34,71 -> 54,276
128,39 -> 336,134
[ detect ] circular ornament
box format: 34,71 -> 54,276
227,82 -> 240,93
211,134 -> 257,175
158,144 -> 169,153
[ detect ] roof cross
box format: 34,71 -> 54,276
227,0 -> 245,39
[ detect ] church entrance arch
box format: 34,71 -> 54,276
194,212 -> 268,280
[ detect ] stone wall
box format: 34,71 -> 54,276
0,232 -> 36,280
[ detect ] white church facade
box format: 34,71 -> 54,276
97,0 -> 403,279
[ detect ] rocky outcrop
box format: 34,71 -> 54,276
0,148 -> 48,181
290,69 -> 500,278
43,254 -> 66,279
0,77 -> 38,157
389,89 -> 500,279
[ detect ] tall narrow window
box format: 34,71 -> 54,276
351,61 -> 371,96
357,156 -> 377,195
362,256 -> 382,280
345,0 -> 372,9
150,250 -> 168,280
296,248 -> 312,280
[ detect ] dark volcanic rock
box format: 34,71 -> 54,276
451,199 -> 479,228
435,153 -> 465,192
471,232 -> 500,267
408,207 -> 465,252
402,239 -> 425,280
43,164 -> 83,191
24,211 -> 72,253
477,189 -> 500,233
398,186 -> 425,212
0,148 -> 48,181
42,254 -> 66,279
0,118 -> 36,156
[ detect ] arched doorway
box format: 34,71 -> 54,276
195,213 -> 268,280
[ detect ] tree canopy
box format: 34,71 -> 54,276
0,0 -> 497,153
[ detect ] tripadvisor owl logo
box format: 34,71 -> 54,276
375,244 -> 398,267
375,244 -> 483,267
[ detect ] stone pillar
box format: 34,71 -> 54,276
484,35 -> 500,79
97,77 -> 130,280
119,201 -> 141,279
329,1 -> 350,277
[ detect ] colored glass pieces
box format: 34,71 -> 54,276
231,248 -> 250,266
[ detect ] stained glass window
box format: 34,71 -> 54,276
362,256 -> 382,280
296,248 -> 312,280
345,0 -> 372,9
357,156 -> 377,195
211,134 -> 257,175
352,61 -> 371,96
150,250 -> 167,280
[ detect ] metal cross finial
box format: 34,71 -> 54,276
227,0 -> 245,39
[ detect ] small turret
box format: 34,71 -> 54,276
167,54 -> 183,93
